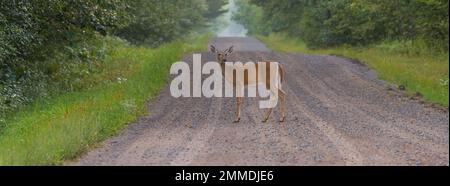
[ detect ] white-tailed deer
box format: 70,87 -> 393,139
210,45 -> 286,122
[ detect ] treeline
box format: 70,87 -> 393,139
116,0 -> 226,46
234,0 -> 449,50
0,0 -> 227,122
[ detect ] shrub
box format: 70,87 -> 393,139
115,0 -> 207,47
235,0 -> 449,50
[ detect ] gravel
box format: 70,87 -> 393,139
73,37 -> 449,166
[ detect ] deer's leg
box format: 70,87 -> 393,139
234,97 -> 242,122
279,89 -> 286,122
262,89 -> 277,123
263,90 -> 274,122
263,108 -> 273,123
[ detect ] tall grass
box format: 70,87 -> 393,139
258,33 -> 449,107
0,34 -> 210,165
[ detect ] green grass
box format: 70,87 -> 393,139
258,33 -> 449,108
0,34 -> 210,165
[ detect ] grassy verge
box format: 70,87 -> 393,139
258,33 -> 449,108
0,34 -> 210,165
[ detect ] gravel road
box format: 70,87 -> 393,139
75,37 -> 449,166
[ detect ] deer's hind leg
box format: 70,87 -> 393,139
263,108 -> 273,123
263,89 -> 286,123
279,89 -> 286,122
262,90 -> 275,123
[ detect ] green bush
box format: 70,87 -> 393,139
0,33 -> 123,127
235,0 -> 449,50
115,0 -> 207,47
0,1 -> 130,122
0,34 -> 211,165
0,0 -> 129,66
0,0 -> 224,125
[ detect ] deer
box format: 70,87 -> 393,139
210,45 -> 286,123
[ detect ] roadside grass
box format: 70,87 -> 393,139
0,34 -> 210,165
258,33 -> 449,108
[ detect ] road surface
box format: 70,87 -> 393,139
75,37 -> 449,166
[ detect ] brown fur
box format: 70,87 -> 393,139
211,45 -> 286,122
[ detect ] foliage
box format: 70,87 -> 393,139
258,33 -> 449,107
233,0 -> 267,35
115,0 -> 228,46
0,34 -> 210,165
0,33 -> 124,128
0,0 -> 223,125
244,0 -> 449,106
0,0 -> 129,124
234,0 -> 449,50
115,0 -> 208,46
0,0 -> 129,66
204,0 -> 229,19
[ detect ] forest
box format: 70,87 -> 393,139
0,0 -> 449,166
234,0 -> 449,107
234,0 -> 448,50
0,0 -> 227,125
0,0 -> 231,165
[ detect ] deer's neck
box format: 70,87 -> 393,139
220,62 -> 226,77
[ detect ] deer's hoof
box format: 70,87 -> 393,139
279,117 -> 285,122
234,118 -> 241,123
262,118 -> 269,123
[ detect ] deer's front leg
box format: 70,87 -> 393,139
234,97 -> 242,122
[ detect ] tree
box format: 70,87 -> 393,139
235,0 -> 449,50
115,0 -> 207,46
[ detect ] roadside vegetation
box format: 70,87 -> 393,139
0,0 -> 226,165
234,0 -> 449,107
0,34 -> 209,165
258,33 -> 449,107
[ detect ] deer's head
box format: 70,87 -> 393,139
210,45 -> 233,64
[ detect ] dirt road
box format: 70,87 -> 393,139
75,37 -> 449,166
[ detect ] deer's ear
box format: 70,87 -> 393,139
210,45 -> 216,53
226,45 -> 234,54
